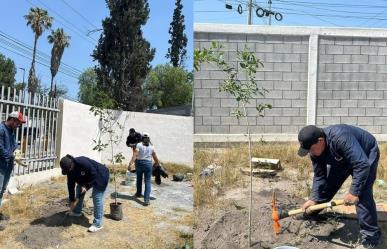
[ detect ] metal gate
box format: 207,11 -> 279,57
0,86 -> 59,175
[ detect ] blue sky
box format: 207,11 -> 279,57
0,0 -> 193,99
194,0 -> 387,27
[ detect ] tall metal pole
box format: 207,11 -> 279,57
269,0 -> 272,25
248,0 -> 253,25
19,67 -> 25,89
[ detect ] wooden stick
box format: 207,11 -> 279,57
288,199 -> 345,216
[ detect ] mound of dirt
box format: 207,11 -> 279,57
194,179 -> 386,249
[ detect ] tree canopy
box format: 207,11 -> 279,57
166,0 -> 188,67
144,64 -> 192,109
0,53 -> 16,88
93,0 -> 155,111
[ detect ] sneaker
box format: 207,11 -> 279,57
144,201 -> 150,206
0,213 -> 10,221
67,211 -> 82,217
354,240 -> 378,249
134,193 -> 143,198
88,224 -> 103,232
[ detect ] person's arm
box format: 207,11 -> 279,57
67,175 -> 76,202
309,157 -> 328,203
152,151 -> 160,165
335,133 -> 370,198
128,147 -> 139,170
0,129 -> 12,159
126,136 -> 130,147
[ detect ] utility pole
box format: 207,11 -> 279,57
248,0 -> 253,25
19,67 -> 25,90
268,0 -> 272,25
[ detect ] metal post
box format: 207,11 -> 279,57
269,0 -> 272,25
248,0 -> 253,25
19,67 -> 25,90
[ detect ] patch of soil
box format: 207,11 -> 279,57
17,198 -> 90,249
195,177 -> 387,249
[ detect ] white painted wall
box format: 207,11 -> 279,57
57,99 -> 193,167
57,99 -> 102,162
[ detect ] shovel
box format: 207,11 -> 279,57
271,191 -> 345,235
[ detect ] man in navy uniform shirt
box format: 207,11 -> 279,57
298,124 -> 381,249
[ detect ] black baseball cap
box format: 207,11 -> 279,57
60,155 -> 74,175
297,125 -> 324,157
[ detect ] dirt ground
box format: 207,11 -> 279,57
194,172 -> 387,249
0,175 -> 193,249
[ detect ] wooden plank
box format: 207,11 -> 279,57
251,157 -> 281,170
330,203 -> 387,221
240,167 -> 277,177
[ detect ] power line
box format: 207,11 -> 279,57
275,2 -> 387,15
275,0 -> 387,9
0,30 -> 82,75
0,38 -> 79,78
25,0 -> 97,45
0,44 -> 79,80
34,0 -> 98,43
59,0 -> 99,29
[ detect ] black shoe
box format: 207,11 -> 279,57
0,213 -> 9,221
355,239 -> 378,249
134,193 -> 143,198
144,201 -> 150,206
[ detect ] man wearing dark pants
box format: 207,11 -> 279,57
0,111 -> 26,230
298,124 -> 381,249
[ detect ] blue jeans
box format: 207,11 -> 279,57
73,185 -> 105,227
0,167 -> 12,206
136,160 -> 152,203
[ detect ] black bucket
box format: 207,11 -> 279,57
110,202 -> 123,221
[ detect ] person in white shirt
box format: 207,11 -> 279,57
128,132 -> 160,206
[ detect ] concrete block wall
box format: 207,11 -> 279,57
195,32 -> 309,135
194,24 -> 387,142
317,37 -> 387,134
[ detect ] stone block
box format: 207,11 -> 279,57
343,46 -> 360,54
326,45 -> 344,54
361,46 -> 378,55
203,116 -> 221,125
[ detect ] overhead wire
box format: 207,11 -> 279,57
59,0 -> 99,29
0,31 -> 82,76
195,0 -> 387,26
0,44 -> 79,80
25,0 -> 97,45
0,38 -> 79,79
274,0 -> 387,9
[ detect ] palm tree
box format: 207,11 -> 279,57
48,28 -> 70,97
24,7 -> 52,94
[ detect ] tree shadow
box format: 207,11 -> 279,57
30,211 -> 90,228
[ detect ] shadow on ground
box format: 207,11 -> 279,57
110,192 -> 156,206
31,211 -> 90,228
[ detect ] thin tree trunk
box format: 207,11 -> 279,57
29,35 -> 38,93
50,75 -> 54,97
243,103 -> 253,247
